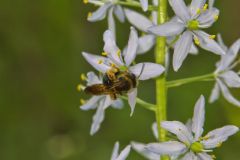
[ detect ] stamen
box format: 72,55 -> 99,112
201,135 -> 210,140
211,155 -> 216,159
194,37 -> 200,45
214,15 -> 219,21
77,84 -> 85,91
101,52 -> 108,56
110,63 -> 116,68
81,73 -> 87,81
197,8 -> 201,14
209,35 -> 216,39
87,12 -> 92,19
116,49 -> 121,58
80,99 -> 86,104
216,142 -> 222,148
203,4 -> 208,11
98,59 -> 103,64
83,0 -> 88,4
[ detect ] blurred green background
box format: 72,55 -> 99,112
0,0 -> 239,159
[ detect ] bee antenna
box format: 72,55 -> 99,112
137,63 -> 145,79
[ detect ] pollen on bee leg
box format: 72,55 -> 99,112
194,37 -> 200,45
80,99 -> 86,105
83,0 -> 88,4
101,51 -> 108,56
80,73 -> 87,81
77,84 -> 85,92
87,12 -> 92,19
203,4 -> 208,11
209,35 -> 216,39
98,59 -> 103,64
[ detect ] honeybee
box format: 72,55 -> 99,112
84,66 -> 142,100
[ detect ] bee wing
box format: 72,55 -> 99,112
108,80 -> 127,90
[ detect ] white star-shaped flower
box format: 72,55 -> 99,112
111,142 -> 131,160
148,0 -> 225,71
209,34 -> 240,107
82,27 -> 165,115
79,72 -> 124,135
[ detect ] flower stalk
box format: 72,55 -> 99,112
155,0 -> 169,159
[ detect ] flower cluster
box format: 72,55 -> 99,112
80,0 -> 240,159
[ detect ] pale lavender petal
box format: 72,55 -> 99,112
115,145 -> 131,160
190,0 -> 207,18
146,141 -> 187,156
161,121 -> 193,144
111,142 -> 120,160
192,95 -> 205,140
209,82 -> 220,103
198,8 -> 219,28
87,3 -> 112,22
103,30 -> 124,66
189,44 -> 199,55
197,153 -> 212,160
209,0 -> 215,9
140,0 -> 148,12
80,96 -> 102,110
131,142 -> 159,160
181,151 -> 196,160
228,38 -> 240,56
220,71 -> 240,88
128,88 -> 137,116
169,0 -> 190,22
137,35 -> 156,54
173,31 -> 193,71
152,122 -> 159,140
148,21 -> 185,37
111,99 -> 124,109
124,8 -> 153,32
185,119 -> 193,133
129,63 -> 165,80
194,30 -> 225,55
217,79 -> 240,107
124,27 -> 138,66
86,72 -> 102,85
217,34 -> 228,52
114,5 -> 125,23
90,101 -> 105,135
201,125 -> 239,149
108,8 -> 116,41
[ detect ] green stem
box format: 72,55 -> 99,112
155,0 -> 169,160
120,96 -> 156,111
167,73 -> 215,88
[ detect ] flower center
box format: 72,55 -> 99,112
190,142 -> 204,153
187,20 -> 199,30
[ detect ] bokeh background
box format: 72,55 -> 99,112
0,0 -> 239,159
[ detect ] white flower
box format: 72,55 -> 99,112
111,142 -> 131,160
82,27 -> 165,115
148,0 -> 225,71
87,0 -> 125,40
79,72 -> 124,135
146,95 -> 239,159
209,34 -> 240,106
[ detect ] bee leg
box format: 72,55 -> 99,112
110,93 -> 117,100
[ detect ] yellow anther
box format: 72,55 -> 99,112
77,84 -> 85,92
194,37 -> 200,45
98,59 -> 103,64
87,12 -> 92,19
80,73 -> 87,81
80,99 -> 86,105
101,52 -> 108,56
83,0 -> 88,4
203,4 -> 208,11
110,63 -> 116,68
116,49 -> 121,58
197,8 -> 201,14
211,155 -> 216,159
216,142 -> 222,148
214,15 -> 219,21
209,35 -> 216,39
201,135 -> 210,140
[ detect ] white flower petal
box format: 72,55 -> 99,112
103,30 -> 124,66
173,31 -> 193,71
161,121 -> 193,145
82,52 -> 111,73
189,43 -> 199,55
128,88 -> 137,116
209,82 -> 220,103
169,0 -> 190,22
131,142 -> 159,160
146,141 -> 187,156
192,95 -> 205,140
217,79 -> 240,107
152,122 -> 159,140
108,8 -> 116,41
114,5 -> 125,23
86,72 -> 102,85
201,125 -> 239,149
228,38 -> 240,56
197,153 -> 212,160
124,27 -> 138,66
129,63 -> 165,80
80,96 -> 102,110
148,21 -> 185,37
217,34 -> 228,52
220,71 -> 240,88
198,8 -> 219,28
111,99 -> 124,109
115,145 -> 131,160
137,35 -> 156,54
209,0 -> 215,9
194,30 -> 225,55
90,101 -> 106,135
190,0 -> 207,18
124,8 -> 153,32
87,3 -> 112,22
185,119 -> 193,133
181,151 -> 196,160
111,142 -> 120,160
140,0 -> 148,12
